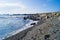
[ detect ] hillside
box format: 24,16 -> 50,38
4,12 -> 60,40
22,12 -> 60,40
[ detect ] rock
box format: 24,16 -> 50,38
52,13 -> 60,17
22,14 -> 60,40
44,34 -> 50,40
30,23 -> 36,25
24,17 -> 28,20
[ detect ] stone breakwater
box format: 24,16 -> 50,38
4,12 -> 60,40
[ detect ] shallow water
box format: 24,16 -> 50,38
0,15 -> 29,39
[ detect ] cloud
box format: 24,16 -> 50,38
0,3 -> 26,9
0,1 -> 27,14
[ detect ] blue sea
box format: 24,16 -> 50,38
0,14 -> 29,40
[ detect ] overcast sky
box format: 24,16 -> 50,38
0,0 -> 60,14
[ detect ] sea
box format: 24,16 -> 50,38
0,14 -> 30,40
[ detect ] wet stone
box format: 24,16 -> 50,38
31,37 -> 36,40
44,34 -> 50,40
30,23 -> 36,25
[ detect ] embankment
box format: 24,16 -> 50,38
4,12 -> 60,40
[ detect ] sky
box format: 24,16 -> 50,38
0,0 -> 60,14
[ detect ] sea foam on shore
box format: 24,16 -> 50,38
2,19 -> 38,40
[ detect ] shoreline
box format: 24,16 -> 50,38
3,19 -> 38,40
